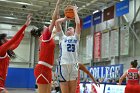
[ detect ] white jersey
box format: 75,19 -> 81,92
58,31 -> 80,65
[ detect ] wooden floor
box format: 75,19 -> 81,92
8,89 -> 37,93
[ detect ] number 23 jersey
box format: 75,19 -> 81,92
127,68 -> 139,85
58,31 -> 80,65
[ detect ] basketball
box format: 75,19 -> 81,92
64,5 -> 75,19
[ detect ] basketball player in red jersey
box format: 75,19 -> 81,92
118,60 -> 140,93
0,15 -> 31,93
34,0 -> 60,93
76,63 -> 100,93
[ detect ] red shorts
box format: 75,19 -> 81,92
34,64 -> 52,84
125,85 -> 140,93
125,85 -> 132,93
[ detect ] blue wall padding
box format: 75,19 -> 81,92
5,68 -> 35,88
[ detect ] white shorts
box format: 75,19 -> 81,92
57,64 -> 79,82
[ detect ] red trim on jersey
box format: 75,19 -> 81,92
34,64 -> 52,84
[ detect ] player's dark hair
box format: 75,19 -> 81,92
131,60 -> 138,68
0,33 -> 7,46
31,27 -> 44,37
7,50 -> 16,59
0,33 -> 16,59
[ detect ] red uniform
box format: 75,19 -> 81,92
34,27 -> 55,84
125,68 -> 140,93
127,68 -> 139,85
0,25 -> 27,91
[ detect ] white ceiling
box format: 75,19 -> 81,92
0,0 -> 119,27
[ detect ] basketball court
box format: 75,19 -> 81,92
0,0 -> 140,93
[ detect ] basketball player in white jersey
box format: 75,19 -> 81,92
55,6 -> 81,93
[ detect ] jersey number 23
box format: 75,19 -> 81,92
67,44 -> 75,52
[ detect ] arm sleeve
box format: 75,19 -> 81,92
0,25 -> 27,56
9,34 -> 24,50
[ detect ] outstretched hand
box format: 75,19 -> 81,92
95,82 -> 100,87
56,0 -> 61,5
25,14 -> 32,26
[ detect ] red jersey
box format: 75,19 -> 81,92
0,25 -> 27,89
39,27 -> 55,65
0,54 -> 10,80
127,68 -> 139,85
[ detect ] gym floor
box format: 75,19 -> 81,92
8,89 -> 36,93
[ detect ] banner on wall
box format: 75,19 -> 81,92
120,24 -> 129,55
101,30 -> 110,58
104,5 -> 114,21
86,35 -> 93,60
110,29 -> 119,57
116,0 -> 129,17
93,11 -> 102,25
88,64 -> 123,79
105,85 -> 125,93
94,32 -> 101,60
83,15 -> 92,29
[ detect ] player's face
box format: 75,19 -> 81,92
66,27 -> 74,36
0,37 -> 7,46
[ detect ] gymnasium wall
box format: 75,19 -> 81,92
80,0 -> 140,72
119,0 -> 140,71
136,0 -> 140,21
0,1 -> 139,71
79,28 -> 91,64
